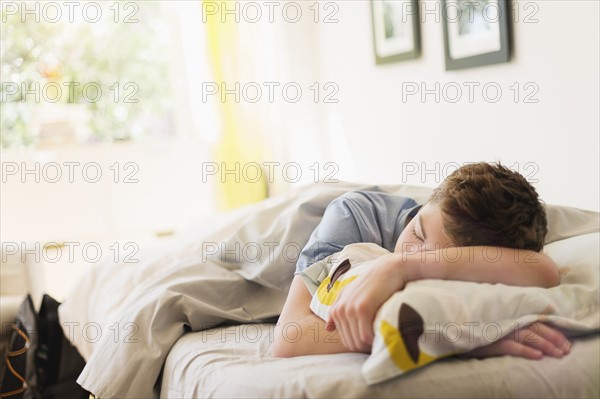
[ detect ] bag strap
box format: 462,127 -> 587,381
0,294 -> 40,399
0,324 -> 30,398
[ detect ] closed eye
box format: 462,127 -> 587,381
411,227 -> 424,242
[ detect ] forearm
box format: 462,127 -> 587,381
273,313 -> 348,357
398,246 -> 559,288
272,276 -> 350,357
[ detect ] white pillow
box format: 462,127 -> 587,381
301,234 -> 600,385
300,243 -> 390,321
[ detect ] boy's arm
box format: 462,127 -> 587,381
271,276 -> 352,357
273,251 -> 568,358
401,245 -> 560,288
326,247 -> 560,352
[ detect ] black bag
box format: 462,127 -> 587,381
0,294 -> 89,399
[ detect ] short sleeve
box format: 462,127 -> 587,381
295,191 -> 418,274
298,253 -> 336,296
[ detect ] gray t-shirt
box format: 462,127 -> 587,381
295,191 -> 422,274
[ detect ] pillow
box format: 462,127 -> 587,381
300,234 -> 600,385
300,243 -> 390,321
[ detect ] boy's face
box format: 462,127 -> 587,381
394,202 -> 454,253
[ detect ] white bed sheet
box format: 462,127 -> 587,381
161,323 -> 599,398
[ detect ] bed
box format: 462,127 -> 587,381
160,324 -> 599,398
57,182 -> 600,398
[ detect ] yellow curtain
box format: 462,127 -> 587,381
204,2 -> 267,210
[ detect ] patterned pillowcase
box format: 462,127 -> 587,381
300,243 -> 390,321
300,235 -> 600,385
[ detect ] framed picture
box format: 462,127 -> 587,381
442,0 -> 510,70
371,0 -> 420,64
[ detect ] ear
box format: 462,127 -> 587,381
398,303 -> 424,364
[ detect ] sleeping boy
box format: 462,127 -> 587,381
271,162 -> 571,359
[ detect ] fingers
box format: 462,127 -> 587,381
516,322 -> 571,357
356,306 -> 375,349
464,339 -> 542,359
329,303 -> 359,351
343,302 -> 369,352
526,322 -> 571,354
473,339 -> 539,359
462,322 -> 572,360
498,339 -> 544,360
328,300 -> 373,353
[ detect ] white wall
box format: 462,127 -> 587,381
291,0 -> 599,211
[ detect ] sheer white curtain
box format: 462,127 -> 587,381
175,1 -> 340,198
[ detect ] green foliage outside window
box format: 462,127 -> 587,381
1,1 -> 176,148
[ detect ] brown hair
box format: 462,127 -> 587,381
430,162 -> 547,252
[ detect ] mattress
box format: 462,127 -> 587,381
160,323 -> 599,398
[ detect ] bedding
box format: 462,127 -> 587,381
303,237 -> 599,384
160,325 -> 599,398
57,182 -> 600,398
162,232 -> 600,398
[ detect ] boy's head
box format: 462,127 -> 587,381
429,162 -> 547,252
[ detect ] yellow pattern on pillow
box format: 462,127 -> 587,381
300,235 -> 599,385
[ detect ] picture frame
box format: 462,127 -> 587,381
442,0 -> 510,70
371,0 -> 421,64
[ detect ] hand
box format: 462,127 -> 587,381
325,253 -> 406,353
462,322 -> 571,359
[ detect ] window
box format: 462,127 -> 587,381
1,1 -> 186,147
